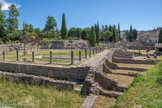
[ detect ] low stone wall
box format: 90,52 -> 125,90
0,71 -> 75,90
112,56 -> 158,64
0,62 -> 90,80
105,60 -> 118,69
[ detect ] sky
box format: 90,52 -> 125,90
0,0 -> 162,31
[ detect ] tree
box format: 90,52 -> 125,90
6,4 -> 20,32
95,22 -> 100,45
103,31 -> 112,41
118,23 -> 120,39
89,26 -> 96,47
29,24 -> 34,32
158,28 -> 162,43
0,25 -> 8,43
132,29 -> 138,40
44,16 -> 57,31
61,13 -> 67,39
112,25 -> 117,42
81,30 -> 87,40
0,4 -> 6,26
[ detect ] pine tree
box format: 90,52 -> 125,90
158,28 -> 162,43
81,30 -> 87,40
89,26 -> 96,47
129,24 -> 133,41
95,22 -> 100,45
61,13 -> 67,39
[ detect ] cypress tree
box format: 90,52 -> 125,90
61,13 -> 67,39
89,26 -> 96,47
158,28 -> 162,43
95,22 -> 100,45
133,29 -> 138,40
118,23 -> 120,40
112,25 -> 116,42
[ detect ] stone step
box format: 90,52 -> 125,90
99,89 -> 124,98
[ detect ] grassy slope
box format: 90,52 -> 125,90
113,61 -> 162,108
0,79 -> 86,108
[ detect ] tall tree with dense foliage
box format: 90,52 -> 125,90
44,16 -> 57,31
81,30 -> 87,40
118,23 -> 120,39
95,22 -> 100,45
0,4 -> 6,26
61,13 -> 67,39
112,25 -> 116,42
29,24 -> 34,32
89,26 -> 96,47
158,28 -> 162,43
132,29 -> 138,40
6,4 -> 20,32
103,31 -> 112,41
0,25 -> 8,43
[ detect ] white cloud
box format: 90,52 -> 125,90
0,0 -> 21,10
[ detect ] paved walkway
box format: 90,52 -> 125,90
78,50 -> 110,67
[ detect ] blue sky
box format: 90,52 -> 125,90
1,0 -> 162,31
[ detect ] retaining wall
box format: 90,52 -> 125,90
0,62 -> 90,80
0,71 -> 75,90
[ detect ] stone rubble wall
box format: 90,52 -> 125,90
0,71 -> 75,90
0,62 -> 90,80
112,55 -> 158,64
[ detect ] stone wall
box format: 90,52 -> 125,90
0,71 -> 75,90
0,62 -> 90,80
112,56 -> 158,64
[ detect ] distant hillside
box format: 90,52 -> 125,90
137,28 -> 161,43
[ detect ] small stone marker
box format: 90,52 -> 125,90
50,51 -> 53,64
16,50 -> 19,61
79,50 -> 81,61
71,50 -> 74,64
32,52 -> 35,62
2,51 -> 5,60
89,47 -> 91,57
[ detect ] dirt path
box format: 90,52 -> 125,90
78,50 -> 110,67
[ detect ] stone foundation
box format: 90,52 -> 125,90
0,71 -> 75,90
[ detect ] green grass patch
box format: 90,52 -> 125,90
113,61 -> 162,108
0,78 -> 86,108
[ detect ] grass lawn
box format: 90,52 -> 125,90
0,49 -> 93,64
117,63 -> 155,69
94,95 -> 116,108
0,78 -> 86,108
113,61 -> 162,108
108,74 -> 135,85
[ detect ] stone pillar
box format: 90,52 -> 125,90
71,50 -> 74,64
32,52 -> 35,62
89,47 -> 91,57
79,50 -> 81,61
50,51 -> 53,64
3,52 -> 5,60
93,49 -> 95,55
96,47 -> 97,54
85,49 -> 87,59
16,50 -> 19,61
